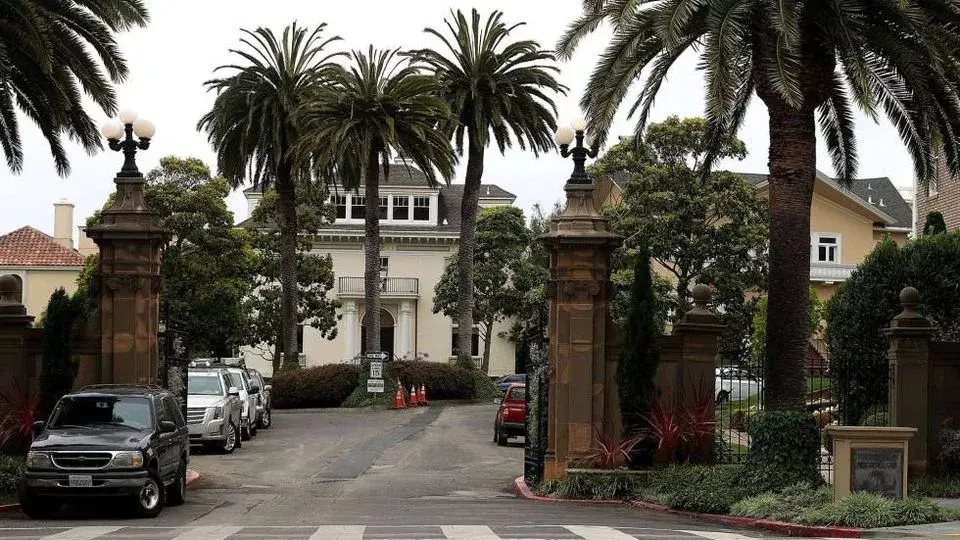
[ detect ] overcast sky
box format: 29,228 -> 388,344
0,0 -> 917,242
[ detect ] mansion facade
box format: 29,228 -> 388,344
240,162 -> 518,378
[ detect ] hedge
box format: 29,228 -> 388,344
0,455 -> 24,493
388,361 -> 476,400
747,411 -> 821,492
271,364 -> 361,409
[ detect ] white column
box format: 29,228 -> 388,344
399,301 -> 414,359
344,300 -> 358,361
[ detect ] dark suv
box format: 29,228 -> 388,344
19,385 -> 190,519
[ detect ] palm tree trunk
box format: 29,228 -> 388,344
363,152 -> 382,355
456,137 -> 485,369
764,103 -> 816,412
276,165 -> 300,372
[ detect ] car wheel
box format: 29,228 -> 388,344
259,408 -> 271,429
18,484 -> 60,520
221,421 -> 238,454
133,469 -> 164,518
166,458 -> 187,506
496,428 -> 508,447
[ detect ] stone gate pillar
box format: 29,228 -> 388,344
541,136 -> 622,478
86,118 -> 167,385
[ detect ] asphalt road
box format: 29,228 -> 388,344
0,403 -> 784,539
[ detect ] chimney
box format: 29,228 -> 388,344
53,199 -> 74,249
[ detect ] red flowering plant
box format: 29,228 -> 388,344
0,379 -> 41,456
641,383 -> 717,464
580,427 -> 645,469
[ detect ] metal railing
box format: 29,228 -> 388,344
338,277 -> 419,296
809,263 -> 856,282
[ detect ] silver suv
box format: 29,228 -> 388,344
186,369 -> 243,453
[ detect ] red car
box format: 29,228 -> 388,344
494,383 -> 526,446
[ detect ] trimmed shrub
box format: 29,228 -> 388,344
536,471 -> 647,501
0,455 -> 24,493
644,465 -> 750,514
618,249 -> 660,439
747,412 -> 821,491
271,364 -> 361,409
731,482 -> 832,522
389,361 -> 475,400
938,426 -> 960,476
799,492 -> 948,528
39,288 -> 81,415
911,474 -> 960,498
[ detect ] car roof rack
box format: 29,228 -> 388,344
79,384 -> 163,392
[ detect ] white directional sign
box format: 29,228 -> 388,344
367,379 -> 385,393
365,351 -> 388,360
369,361 -> 383,379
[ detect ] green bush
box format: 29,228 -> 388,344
39,288 -> 81,415
747,412 -> 821,491
731,482 -> 832,522
799,492 -> 948,528
938,427 -> 960,476
536,472 -> 646,501
389,361 -> 476,400
827,233 -> 960,425
0,455 -> 24,493
617,249 -> 660,437
861,409 -> 889,427
910,474 -> 960,498
271,364 -> 361,409
643,465 -> 752,514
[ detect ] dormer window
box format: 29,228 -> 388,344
393,196 -> 409,220
413,196 -> 430,221
379,196 -> 388,219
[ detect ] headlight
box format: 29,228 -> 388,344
109,451 -> 144,469
241,400 -> 249,418
210,406 -> 223,420
26,452 -> 52,470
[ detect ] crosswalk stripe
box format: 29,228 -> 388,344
307,525 -> 365,540
441,525 -> 500,540
171,525 -> 243,540
564,525 -> 637,540
679,531 -> 755,540
40,527 -> 121,540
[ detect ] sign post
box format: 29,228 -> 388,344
366,351 -> 387,393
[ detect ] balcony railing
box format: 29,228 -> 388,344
809,263 -> 855,282
338,277 -> 419,296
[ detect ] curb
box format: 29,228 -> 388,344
514,476 -> 863,538
0,469 -> 202,517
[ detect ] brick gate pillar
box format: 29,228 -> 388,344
541,177 -> 622,479
85,118 -> 167,385
883,286 -> 933,475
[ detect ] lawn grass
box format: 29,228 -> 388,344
806,377 -> 830,393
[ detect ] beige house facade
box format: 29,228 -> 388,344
240,164 -> 518,378
598,170 -> 913,302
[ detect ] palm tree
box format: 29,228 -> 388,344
559,1 -> 960,411
198,23 -> 341,371
410,9 -> 564,370
298,47 -> 457,355
0,0 -> 148,175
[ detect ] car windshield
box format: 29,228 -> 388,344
506,387 -> 526,401
49,396 -> 153,430
189,374 -> 223,396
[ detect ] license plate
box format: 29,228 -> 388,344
68,475 -> 92,487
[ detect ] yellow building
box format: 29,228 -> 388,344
598,170 -> 913,302
0,201 -> 86,318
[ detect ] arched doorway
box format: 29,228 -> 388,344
360,309 -> 395,359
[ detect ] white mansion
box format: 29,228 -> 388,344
240,160 -> 519,378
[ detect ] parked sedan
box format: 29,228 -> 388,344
715,367 -> 763,404
494,374 -> 526,393
246,368 -> 272,429
494,384 -> 526,446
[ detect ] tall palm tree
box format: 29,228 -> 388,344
298,47 -> 457,355
410,9 -> 564,370
559,1 -> 960,411
198,23 -> 341,371
0,0 -> 149,175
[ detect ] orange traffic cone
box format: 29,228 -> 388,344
390,379 -> 406,409
408,385 -> 419,406
419,384 -> 429,406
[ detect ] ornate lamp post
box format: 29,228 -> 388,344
87,109 -> 168,386
539,116 -> 622,480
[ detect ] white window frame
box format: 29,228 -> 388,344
812,233 -> 841,264
392,195 -> 410,221
413,196 -> 431,222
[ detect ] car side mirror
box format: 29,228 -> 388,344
264,384 -> 272,392
228,386 -> 240,396
32,420 -> 46,436
249,385 -> 260,394
159,420 -> 177,433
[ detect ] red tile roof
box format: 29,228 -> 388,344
0,226 -> 85,267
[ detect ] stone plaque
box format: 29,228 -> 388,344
851,448 -> 904,500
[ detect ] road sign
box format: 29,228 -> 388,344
370,361 -> 383,379
367,379 -> 385,393
365,351 -> 388,360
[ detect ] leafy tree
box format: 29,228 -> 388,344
618,247 -> 660,440
0,1 -> 148,175
434,206 -> 529,373
39,289 -> 81,415
410,9 -> 564,369
603,117 -> 768,363
827,233 -> 960,424
751,287 -> 824,370
559,0 -> 960,412
297,47 -> 456,355
243,185 -> 341,374
924,211 -> 948,236
198,24 -> 341,371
